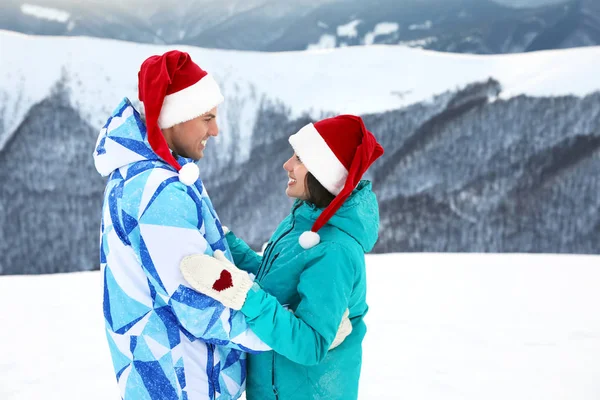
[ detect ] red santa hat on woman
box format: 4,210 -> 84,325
289,115 -> 384,249
138,50 -> 224,185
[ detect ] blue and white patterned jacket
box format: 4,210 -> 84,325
93,98 -> 268,400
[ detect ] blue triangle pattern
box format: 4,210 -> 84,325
134,110 -> 147,140
130,336 -> 138,354
213,362 -> 221,394
141,311 -> 174,350
116,364 -> 129,381
132,336 -> 157,362
122,211 -> 138,236
175,366 -> 186,390
116,313 -> 149,335
185,187 -> 204,230
154,306 -> 182,348
100,238 -> 107,264
96,137 -> 107,155
126,161 -> 155,181
157,352 -> 178,392
124,366 -> 151,399
171,285 -> 222,310
111,136 -> 157,160
139,176 -> 180,220
138,236 -> 167,294
105,267 -> 151,333
103,267 -> 113,328
109,182 -> 130,246
223,349 -> 241,370
206,348 -> 215,399
106,329 -> 131,376
102,116 -> 113,131
113,99 -> 131,118
108,116 -> 142,141
133,360 -> 179,400
112,168 -> 123,181
239,357 -> 247,382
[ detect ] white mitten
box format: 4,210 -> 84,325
180,250 -> 253,310
330,309 -> 352,350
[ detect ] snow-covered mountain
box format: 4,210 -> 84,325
272,0 -> 600,53
2,0 -> 599,53
493,0 -> 569,7
1,31 -> 600,274
2,30 -> 599,158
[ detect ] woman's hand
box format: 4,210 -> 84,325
330,309 -> 352,350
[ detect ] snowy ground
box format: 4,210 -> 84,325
1,253 -> 599,399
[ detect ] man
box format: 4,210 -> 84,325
93,50 -> 269,400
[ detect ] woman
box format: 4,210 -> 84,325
180,114 -> 384,399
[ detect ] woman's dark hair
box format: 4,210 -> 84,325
304,172 -> 335,208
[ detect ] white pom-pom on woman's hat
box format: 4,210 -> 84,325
299,231 -> 321,250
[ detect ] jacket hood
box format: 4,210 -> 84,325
299,180 -> 380,252
93,98 -> 162,177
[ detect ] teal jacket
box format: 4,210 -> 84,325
226,181 -> 379,400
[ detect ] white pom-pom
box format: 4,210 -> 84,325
179,163 -> 199,186
299,231 -> 320,249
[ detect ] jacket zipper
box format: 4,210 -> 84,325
263,202 -> 303,399
258,230 -> 283,280
261,253 -> 280,282
256,204 -> 301,281
257,223 -> 292,282
255,242 -> 273,281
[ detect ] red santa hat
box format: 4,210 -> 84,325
288,115 -> 384,249
138,50 -> 224,185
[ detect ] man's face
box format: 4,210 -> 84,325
167,107 -> 219,160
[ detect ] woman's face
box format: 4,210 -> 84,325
283,152 -> 309,200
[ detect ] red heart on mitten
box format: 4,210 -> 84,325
212,270 -> 233,292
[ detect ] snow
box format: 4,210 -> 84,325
1,253 -> 599,399
337,19 -> 361,38
306,33 -> 337,50
1,30 -> 600,161
492,0 -> 569,8
409,20 -> 433,31
399,36 -> 439,48
364,22 -> 400,45
20,4 -> 70,23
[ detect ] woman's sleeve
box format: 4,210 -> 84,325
225,230 -> 263,276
